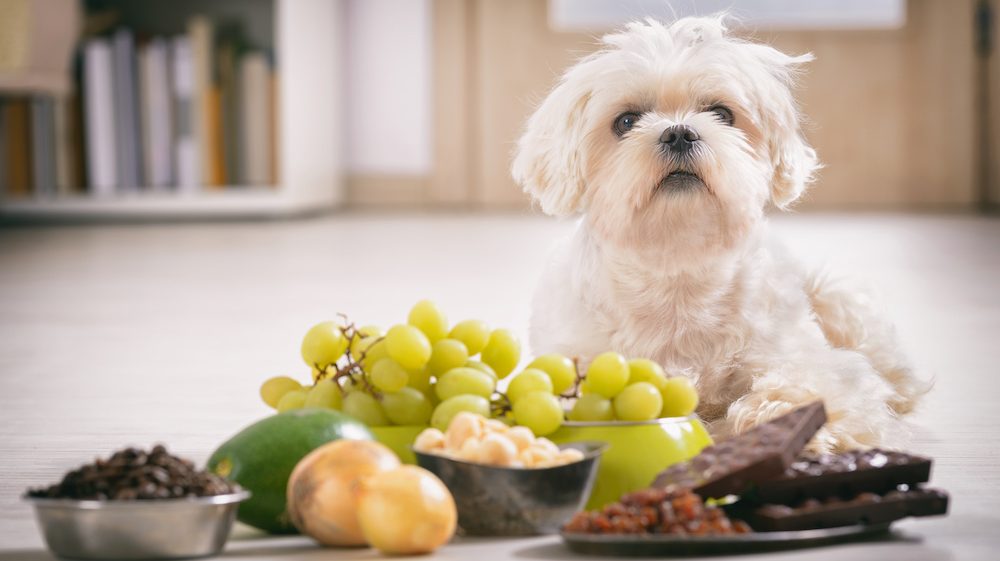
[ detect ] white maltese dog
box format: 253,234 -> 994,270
512,16 -> 926,452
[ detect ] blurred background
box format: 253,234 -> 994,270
1,0 -> 997,217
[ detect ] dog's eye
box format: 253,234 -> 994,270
708,105 -> 735,126
613,112 -> 641,136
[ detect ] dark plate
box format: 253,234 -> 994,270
560,522 -> 893,556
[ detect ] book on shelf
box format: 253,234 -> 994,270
170,36 -> 199,192
189,16 -> 222,189
138,37 -> 173,189
53,93 -> 76,195
241,52 -> 273,186
217,25 -> 243,186
111,29 -> 143,192
2,99 -> 32,197
83,38 -> 117,196
30,96 -> 56,197
2,13 -> 278,200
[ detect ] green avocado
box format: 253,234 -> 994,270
207,408 -> 372,534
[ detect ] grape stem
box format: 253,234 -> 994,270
491,392 -> 513,416
559,356 -> 586,399
312,317 -> 382,399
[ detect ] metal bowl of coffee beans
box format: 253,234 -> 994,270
24,445 -> 249,560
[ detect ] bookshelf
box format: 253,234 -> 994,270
0,0 -> 343,220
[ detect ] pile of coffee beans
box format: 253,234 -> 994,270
26,445 -> 239,500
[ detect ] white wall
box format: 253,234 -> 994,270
343,0 -> 432,175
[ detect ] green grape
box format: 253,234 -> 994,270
304,379 -> 343,410
342,391 -> 390,426
408,300 -> 449,342
350,328 -> 382,359
260,376 -> 303,408
464,360 -> 498,382
448,319 -> 490,355
348,325 -> 382,356
660,376 -> 699,417
480,328 -> 521,379
506,368 -> 553,404
370,358 -> 409,392
407,368 -> 433,394
435,367 -> 495,401
301,321 -> 349,369
613,382 -> 663,421
430,394 -> 490,431
340,376 -> 364,394
382,387 -> 433,426
276,389 -> 308,412
360,338 -> 388,371
527,354 -> 577,395
357,324 -> 383,339
585,352 -> 629,398
385,324 -> 432,370
426,338 -> 470,375
568,393 -> 614,422
512,391 -> 564,436
627,358 -> 668,391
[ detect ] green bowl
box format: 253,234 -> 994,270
369,425 -> 427,464
548,416 -> 712,510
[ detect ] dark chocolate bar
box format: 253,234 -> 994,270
751,449 -> 932,504
742,487 -> 949,532
653,401 -> 827,498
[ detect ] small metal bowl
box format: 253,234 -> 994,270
414,441 -> 604,536
25,491 -> 250,560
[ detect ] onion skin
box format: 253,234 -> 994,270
357,465 -> 457,554
286,440 -> 400,546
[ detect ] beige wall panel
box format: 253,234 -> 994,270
468,0 -> 979,210
473,0 -> 592,207
901,0 -> 976,205
767,31 -> 910,207
429,0 -> 473,205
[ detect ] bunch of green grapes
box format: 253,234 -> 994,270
259,300 -> 522,431
567,352 -> 699,422
259,300 -> 699,438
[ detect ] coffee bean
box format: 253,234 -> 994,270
25,445 -> 239,500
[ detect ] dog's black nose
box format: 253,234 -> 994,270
660,125 -> 699,154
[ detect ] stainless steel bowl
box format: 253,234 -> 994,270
26,491 -> 250,560
414,441 -> 604,536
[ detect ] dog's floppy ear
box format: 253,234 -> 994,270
769,117 -> 819,210
512,78 -> 594,216
750,46 -> 820,209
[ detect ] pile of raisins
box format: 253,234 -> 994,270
26,445 -> 238,500
563,487 -> 752,535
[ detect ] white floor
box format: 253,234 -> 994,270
1,212 -> 998,560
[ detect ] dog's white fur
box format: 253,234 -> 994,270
512,16 -> 927,452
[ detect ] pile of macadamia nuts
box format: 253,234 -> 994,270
414,412 -> 584,468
